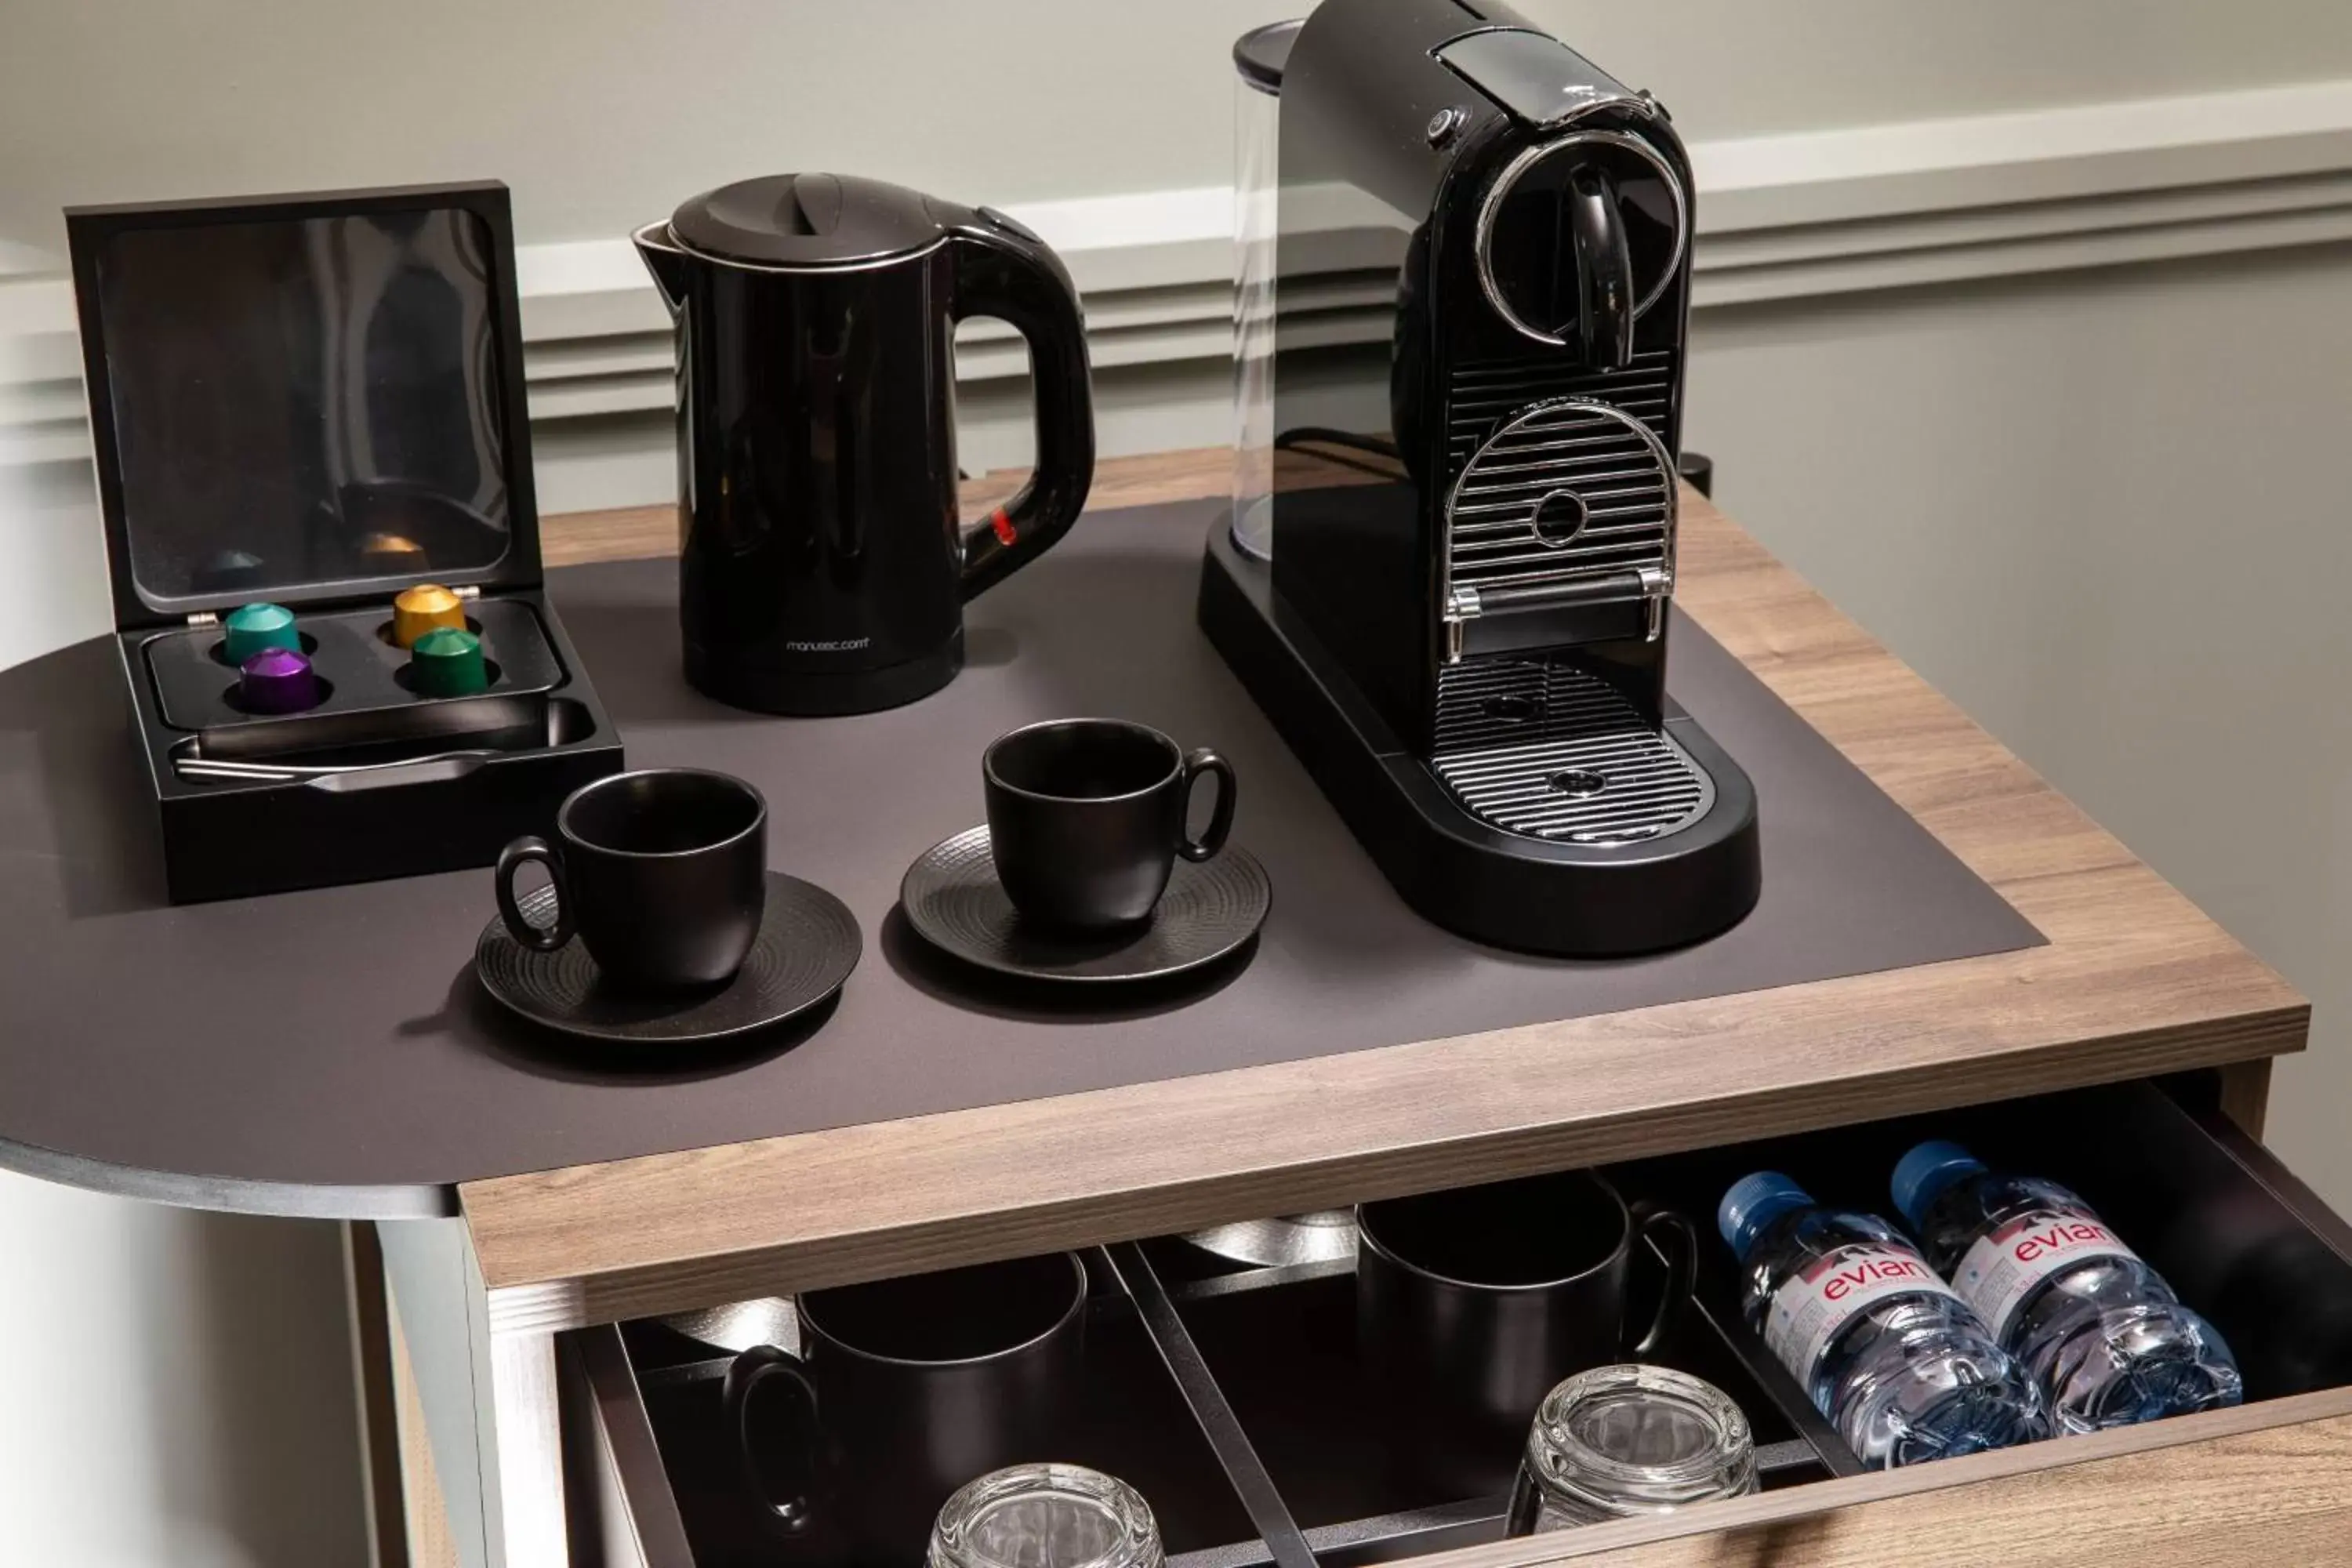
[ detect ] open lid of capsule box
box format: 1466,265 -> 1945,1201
60,180 -> 619,906
65,180 -> 557,723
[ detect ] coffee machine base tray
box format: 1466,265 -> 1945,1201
1198,528 -> 1760,957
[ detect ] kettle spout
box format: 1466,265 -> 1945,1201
633,222 -> 689,316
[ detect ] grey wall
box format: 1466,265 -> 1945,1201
6,1 -> 2352,259
4,5 -> 2351,1563
1683,245 -> 2352,1189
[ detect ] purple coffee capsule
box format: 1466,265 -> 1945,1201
238,646 -> 322,714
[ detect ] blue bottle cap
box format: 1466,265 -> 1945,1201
1718,1171 -> 1813,1258
1892,1140 -> 1987,1229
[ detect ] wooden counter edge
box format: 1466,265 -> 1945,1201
1439,1387 -> 2352,1568
467,450 -> 2308,1326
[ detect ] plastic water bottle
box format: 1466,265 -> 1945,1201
1892,1141 -> 2242,1433
1719,1173 -> 2049,1467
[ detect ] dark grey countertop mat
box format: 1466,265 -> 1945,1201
0,500 -> 2041,1213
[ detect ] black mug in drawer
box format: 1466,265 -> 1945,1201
1357,1169 -> 1697,1499
722,1252 -> 1087,1563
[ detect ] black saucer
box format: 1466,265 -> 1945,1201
475,871 -> 861,1045
899,826 -> 1269,984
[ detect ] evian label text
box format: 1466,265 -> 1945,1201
1953,1207 -> 2137,1340
1765,1242 -> 1961,1378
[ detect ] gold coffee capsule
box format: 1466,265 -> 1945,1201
391,583 -> 466,650
360,532 -> 426,574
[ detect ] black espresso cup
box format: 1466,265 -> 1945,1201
983,717 -> 1236,930
722,1251 -> 1087,1563
1357,1170 -> 1697,1499
495,768 -> 767,991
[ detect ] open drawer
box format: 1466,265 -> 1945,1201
559,1074 -> 2352,1568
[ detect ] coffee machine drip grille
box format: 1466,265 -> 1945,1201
1431,659 -> 1713,846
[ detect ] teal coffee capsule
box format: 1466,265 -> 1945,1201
221,603 -> 299,666
409,626 -> 489,698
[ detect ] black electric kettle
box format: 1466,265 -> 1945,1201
635,173 -> 1095,715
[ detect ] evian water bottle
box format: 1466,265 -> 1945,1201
1892,1142 -> 2242,1433
1719,1172 -> 2048,1467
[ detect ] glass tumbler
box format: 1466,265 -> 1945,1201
1506,1364 -> 1758,1532
929,1463 -> 1163,1568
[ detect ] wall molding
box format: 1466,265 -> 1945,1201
7,76 -> 2352,477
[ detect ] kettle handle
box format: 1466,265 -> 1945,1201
949,210 -> 1096,600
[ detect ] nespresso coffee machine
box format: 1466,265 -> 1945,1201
1199,0 -> 1760,955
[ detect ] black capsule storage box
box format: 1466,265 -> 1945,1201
65,180 -> 622,902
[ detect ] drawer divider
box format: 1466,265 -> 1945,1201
1100,1241 -> 1321,1568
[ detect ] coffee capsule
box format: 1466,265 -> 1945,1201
360,532 -> 427,574
221,602 -> 299,666
238,647 -> 322,714
409,626 -> 489,697
391,583 -> 467,649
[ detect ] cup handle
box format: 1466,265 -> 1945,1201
721,1344 -> 822,1536
1178,747 -> 1238,863
495,837 -> 575,953
1626,1203 -> 1699,1359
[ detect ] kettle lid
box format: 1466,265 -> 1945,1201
667,172 -> 949,267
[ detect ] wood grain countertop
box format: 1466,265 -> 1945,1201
464,447 -> 2304,1330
